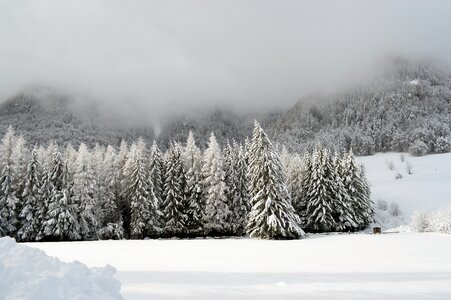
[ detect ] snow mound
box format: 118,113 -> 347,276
0,237 -> 123,300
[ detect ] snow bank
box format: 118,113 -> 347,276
0,237 -> 123,300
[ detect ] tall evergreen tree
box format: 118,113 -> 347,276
148,141 -> 164,229
227,142 -> 249,235
202,133 -> 232,236
17,148 -> 42,241
183,132 -> 204,236
73,143 -> 97,240
0,126 -> 18,236
41,149 -> 78,240
123,139 -> 160,238
246,121 -> 304,239
99,145 -> 123,239
42,161 -> 80,241
162,142 -> 187,237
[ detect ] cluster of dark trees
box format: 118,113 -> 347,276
0,122 -> 373,241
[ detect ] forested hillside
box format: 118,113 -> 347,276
0,90 -> 155,147
1,59 -> 450,155
268,58 -> 451,155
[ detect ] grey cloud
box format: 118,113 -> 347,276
1,0 -> 450,122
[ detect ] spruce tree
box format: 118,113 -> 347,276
227,142 -> 249,235
73,143 -> 98,240
246,121 -> 304,239
17,148 -> 42,241
340,150 -> 374,229
123,139 -> 160,238
148,141 -> 164,230
162,142 -> 187,237
0,126 -> 19,236
116,140 -> 130,237
183,131 -> 204,236
286,154 -> 304,209
331,151 -> 356,231
201,133 -> 232,236
42,162 -> 80,241
99,145 -> 123,239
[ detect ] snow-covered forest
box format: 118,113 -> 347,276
0,122 -> 372,241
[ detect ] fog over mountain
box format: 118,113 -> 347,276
1,0 -> 451,125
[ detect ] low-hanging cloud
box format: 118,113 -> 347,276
1,0 -> 451,123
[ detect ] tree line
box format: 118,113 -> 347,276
0,122 -> 373,241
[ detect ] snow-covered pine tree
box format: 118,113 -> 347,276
123,139 -> 160,238
331,151 -> 356,231
296,151 -> 313,225
17,148 -> 42,241
148,141 -> 164,230
0,126 -> 19,237
115,140 -> 130,237
99,145 -> 123,239
340,150 -> 374,229
202,133 -> 232,236
34,144 -> 55,241
357,164 -> 374,227
11,135 -> 27,210
73,143 -> 98,240
42,161 -> 80,241
91,144 -> 107,229
182,132 -> 204,236
41,149 -> 80,240
161,142 -> 187,237
226,141 -> 249,236
301,147 -> 354,232
286,153 -> 304,209
246,121 -> 304,239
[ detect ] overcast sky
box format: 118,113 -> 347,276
1,0 -> 451,120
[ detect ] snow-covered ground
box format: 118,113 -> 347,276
19,152 -> 451,299
0,237 -> 122,300
27,233 -> 451,299
357,152 -> 451,223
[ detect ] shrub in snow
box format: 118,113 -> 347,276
388,202 -> 402,217
0,237 -> 123,300
429,207 -> 451,234
98,223 -> 124,240
435,137 -> 451,153
395,172 -> 403,180
410,211 -> 430,232
405,161 -> 413,175
409,140 -> 428,156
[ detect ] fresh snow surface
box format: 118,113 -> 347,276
357,152 -> 451,223
27,233 -> 451,300
0,237 -> 122,300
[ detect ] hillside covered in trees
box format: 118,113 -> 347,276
0,59 -> 449,155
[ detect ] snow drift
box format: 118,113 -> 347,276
0,237 -> 122,300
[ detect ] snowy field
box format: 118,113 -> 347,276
27,233 -> 451,300
19,152 -> 451,299
357,152 -> 451,221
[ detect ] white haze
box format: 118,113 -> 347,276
1,0 -> 451,122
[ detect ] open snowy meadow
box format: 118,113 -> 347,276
26,233 -> 451,300
20,153 -> 450,299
